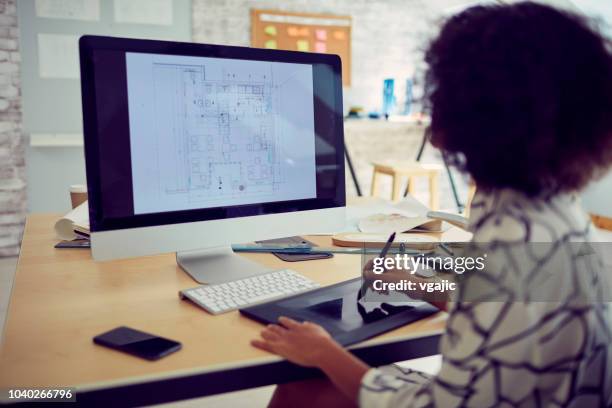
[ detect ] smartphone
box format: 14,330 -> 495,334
54,239 -> 90,249
93,326 -> 181,361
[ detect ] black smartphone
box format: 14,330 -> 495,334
93,326 -> 181,361
54,239 -> 90,249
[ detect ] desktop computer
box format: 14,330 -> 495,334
79,35 -> 346,286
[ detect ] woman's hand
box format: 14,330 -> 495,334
361,258 -> 410,295
253,317 -> 371,403
251,316 -> 340,367
362,258 -> 450,311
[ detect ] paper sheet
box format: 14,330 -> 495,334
264,39 -> 277,49
114,0 -> 173,25
37,33 -> 80,79
288,26 -> 309,37
296,40 -> 310,52
315,29 -> 327,41
333,30 -> 346,40
315,41 -> 327,53
54,201 -> 90,240
260,13 -> 350,27
344,197 -> 429,233
358,214 -> 442,234
35,0 -> 100,21
264,25 -> 277,36
287,26 -> 299,37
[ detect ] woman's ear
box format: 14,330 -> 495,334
427,127 -> 443,149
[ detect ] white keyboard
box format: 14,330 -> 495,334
179,269 -> 320,315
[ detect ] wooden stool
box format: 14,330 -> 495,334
464,181 -> 477,217
370,160 -> 443,209
591,214 -> 612,231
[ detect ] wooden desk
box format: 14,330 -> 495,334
0,214 -> 448,406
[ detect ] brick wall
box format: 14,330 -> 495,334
0,0 -> 25,257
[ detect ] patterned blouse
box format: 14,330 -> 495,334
359,190 -> 612,407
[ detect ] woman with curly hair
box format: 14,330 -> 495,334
252,2 -> 612,407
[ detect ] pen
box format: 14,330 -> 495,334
378,231 -> 396,260
357,231 -> 397,303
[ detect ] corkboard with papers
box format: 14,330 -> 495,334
250,9 -> 352,86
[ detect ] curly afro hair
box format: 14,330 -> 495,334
425,1 -> 612,196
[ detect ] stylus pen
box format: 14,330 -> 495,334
378,232 -> 396,259
357,232 -> 396,302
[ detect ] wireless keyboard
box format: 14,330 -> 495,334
179,269 -> 320,315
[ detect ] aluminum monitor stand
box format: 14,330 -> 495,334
176,247 -> 271,285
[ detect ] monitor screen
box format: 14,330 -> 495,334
80,36 -> 345,232
125,52 -> 317,215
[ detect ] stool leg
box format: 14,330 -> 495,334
407,176 -> 416,196
371,171 -> 381,197
464,182 -> 477,216
392,174 -> 402,202
429,173 -> 439,210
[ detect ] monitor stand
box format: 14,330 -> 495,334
176,247 -> 272,285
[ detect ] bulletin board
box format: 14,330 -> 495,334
250,9 -> 352,86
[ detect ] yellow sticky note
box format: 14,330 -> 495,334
315,29 -> 327,41
264,39 -> 277,49
264,25 -> 277,36
315,41 -> 327,53
333,30 -> 346,40
296,40 -> 309,52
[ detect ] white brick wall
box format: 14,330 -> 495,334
0,0 -> 24,257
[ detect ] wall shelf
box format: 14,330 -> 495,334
30,133 -> 83,147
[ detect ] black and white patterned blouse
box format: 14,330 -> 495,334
360,189 -> 612,407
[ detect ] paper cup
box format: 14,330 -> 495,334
69,184 -> 88,209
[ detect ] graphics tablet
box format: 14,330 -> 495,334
240,278 -> 439,346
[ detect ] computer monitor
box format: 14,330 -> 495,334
79,35 -> 346,284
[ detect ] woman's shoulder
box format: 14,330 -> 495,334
468,189 -> 593,244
